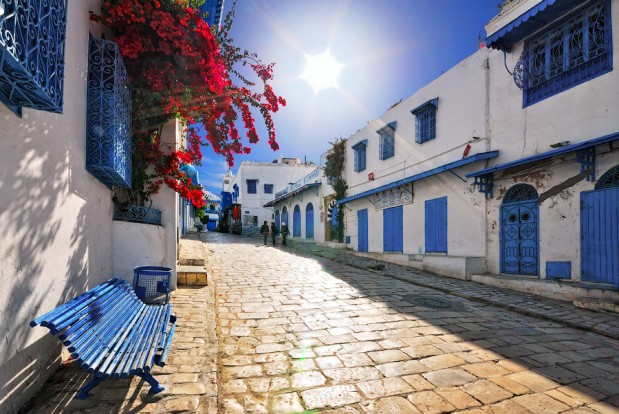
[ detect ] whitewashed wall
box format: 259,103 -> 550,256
0,2 -> 111,412
483,0 -> 619,279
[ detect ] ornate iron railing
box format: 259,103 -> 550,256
0,0 -> 68,116
274,168 -> 321,199
86,36 -> 132,188
114,205 -> 162,226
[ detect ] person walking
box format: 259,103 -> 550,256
270,221 -> 277,245
281,222 -> 289,246
260,220 -> 270,245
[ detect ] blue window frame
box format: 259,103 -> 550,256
522,0 -> 612,107
264,184 -> 274,194
411,99 -> 438,144
0,0 -> 68,116
425,197 -> 447,253
378,123 -> 396,161
352,140 -> 367,172
247,179 -> 258,194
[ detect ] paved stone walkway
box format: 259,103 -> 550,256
208,232 -> 619,413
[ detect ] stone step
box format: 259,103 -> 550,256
177,265 -> 208,286
179,257 -> 205,266
573,298 -> 619,314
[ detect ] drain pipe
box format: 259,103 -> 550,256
483,55 -> 491,275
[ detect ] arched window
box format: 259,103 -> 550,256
595,165 -> 619,190
502,184 -> 538,204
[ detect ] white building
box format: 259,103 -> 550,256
337,0 -> 619,299
224,155 -> 316,234
0,2 -> 181,411
264,151 -> 336,243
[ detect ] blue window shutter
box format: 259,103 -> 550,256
425,197 -> 447,252
247,179 -> 257,194
425,199 -> 436,252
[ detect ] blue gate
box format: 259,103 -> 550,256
581,165 -> 619,285
306,203 -> 314,239
275,209 -> 280,231
358,209 -> 368,252
383,206 -> 403,252
500,184 -> 539,275
293,205 -> 301,237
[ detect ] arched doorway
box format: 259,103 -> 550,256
306,203 -> 314,239
275,209 -> 280,231
581,165 -> 619,285
281,207 -> 288,230
501,184 -> 539,275
293,205 -> 301,237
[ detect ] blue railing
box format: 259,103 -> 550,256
0,0 -> 68,116
86,36 -> 132,189
274,168 -> 321,199
114,205 -> 162,226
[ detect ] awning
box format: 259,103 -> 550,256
263,182 -> 321,207
336,151 -> 499,205
466,132 -> 619,178
180,164 -> 200,185
486,0 -> 582,51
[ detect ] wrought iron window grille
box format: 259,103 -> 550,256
595,164 -> 619,190
502,183 -> 539,204
411,98 -> 438,144
247,179 -> 257,194
378,123 -> 396,161
114,204 -> 162,226
86,36 -> 132,189
0,0 -> 68,116
352,141 -> 367,172
513,0 -> 612,106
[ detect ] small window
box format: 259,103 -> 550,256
352,140 -> 367,173
378,123 -> 396,161
411,98 -> 438,144
264,184 -> 274,194
247,179 -> 258,194
522,0 -> 612,106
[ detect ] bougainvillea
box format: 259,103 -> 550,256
90,0 -> 285,209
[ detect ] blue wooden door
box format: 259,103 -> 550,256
275,209 -> 280,230
581,188 -> 619,285
501,201 -> 538,275
383,206 -> 403,252
293,205 -> 301,237
425,197 -> 447,252
306,203 -> 314,239
281,207 -> 288,229
358,209 -> 368,252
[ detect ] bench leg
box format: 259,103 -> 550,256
76,375 -> 105,399
136,372 -> 165,395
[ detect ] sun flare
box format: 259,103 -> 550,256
300,50 -> 345,94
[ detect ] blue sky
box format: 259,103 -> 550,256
196,0 -> 502,195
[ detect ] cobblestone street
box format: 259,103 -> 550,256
208,232 -> 619,413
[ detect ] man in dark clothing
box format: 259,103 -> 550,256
281,222 -> 289,246
260,220 -> 269,245
270,222 -> 277,245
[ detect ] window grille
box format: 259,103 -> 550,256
86,36 -> 132,188
411,99 -> 438,144
247,179 -> 257,194
518,0 -> 612,106
264,184 -> 274,194
0,0 -> 68,116
595,165 -> 619,190
503,184 -> 538,204
378,123 -> 396,160
352,140 -> 367,172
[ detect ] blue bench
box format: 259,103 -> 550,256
31,277 -> 176,399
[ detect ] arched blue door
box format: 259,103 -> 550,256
306,203 -> 314,239
501,184 -> 539,275
581,165 -> 619,285
293,205 -> 301,237
281,207 -> 288,230
275,209 -> 280,231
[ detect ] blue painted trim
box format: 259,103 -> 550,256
263,183 -> 321,207
377,122 -> 397,134
352,139 -> 368,149
486,0 -> 583,51
337,151 -> 498,205
411,98 -> 438,114
466,132 -> 619,178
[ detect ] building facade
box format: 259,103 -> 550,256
200,0 -> 225,28
223,156 -> 316,235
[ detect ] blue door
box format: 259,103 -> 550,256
581,165 -> 619,286
358,209 -> 368,252
383,206 -> 403,252
293,205 -> 301,237
275,209 -> 280,230
500,184 -> 539,275
306,203 -> 314,239
281,207 -> 288,230
425,197 -> 447,253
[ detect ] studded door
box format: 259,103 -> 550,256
501,201 -> 539,275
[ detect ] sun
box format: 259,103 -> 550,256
300,50 -> 345,94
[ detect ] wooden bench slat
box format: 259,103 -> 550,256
115,305 -> 159,378
158,313 -> 176,366
131,305 -> 168,374
31,278 -> 124,329
126,306 -> 163,376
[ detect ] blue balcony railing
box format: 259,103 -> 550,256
86,36 -> 132,189
274,168 -> 321,199
0,0 -> 68,116
114,205 -> 162,226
